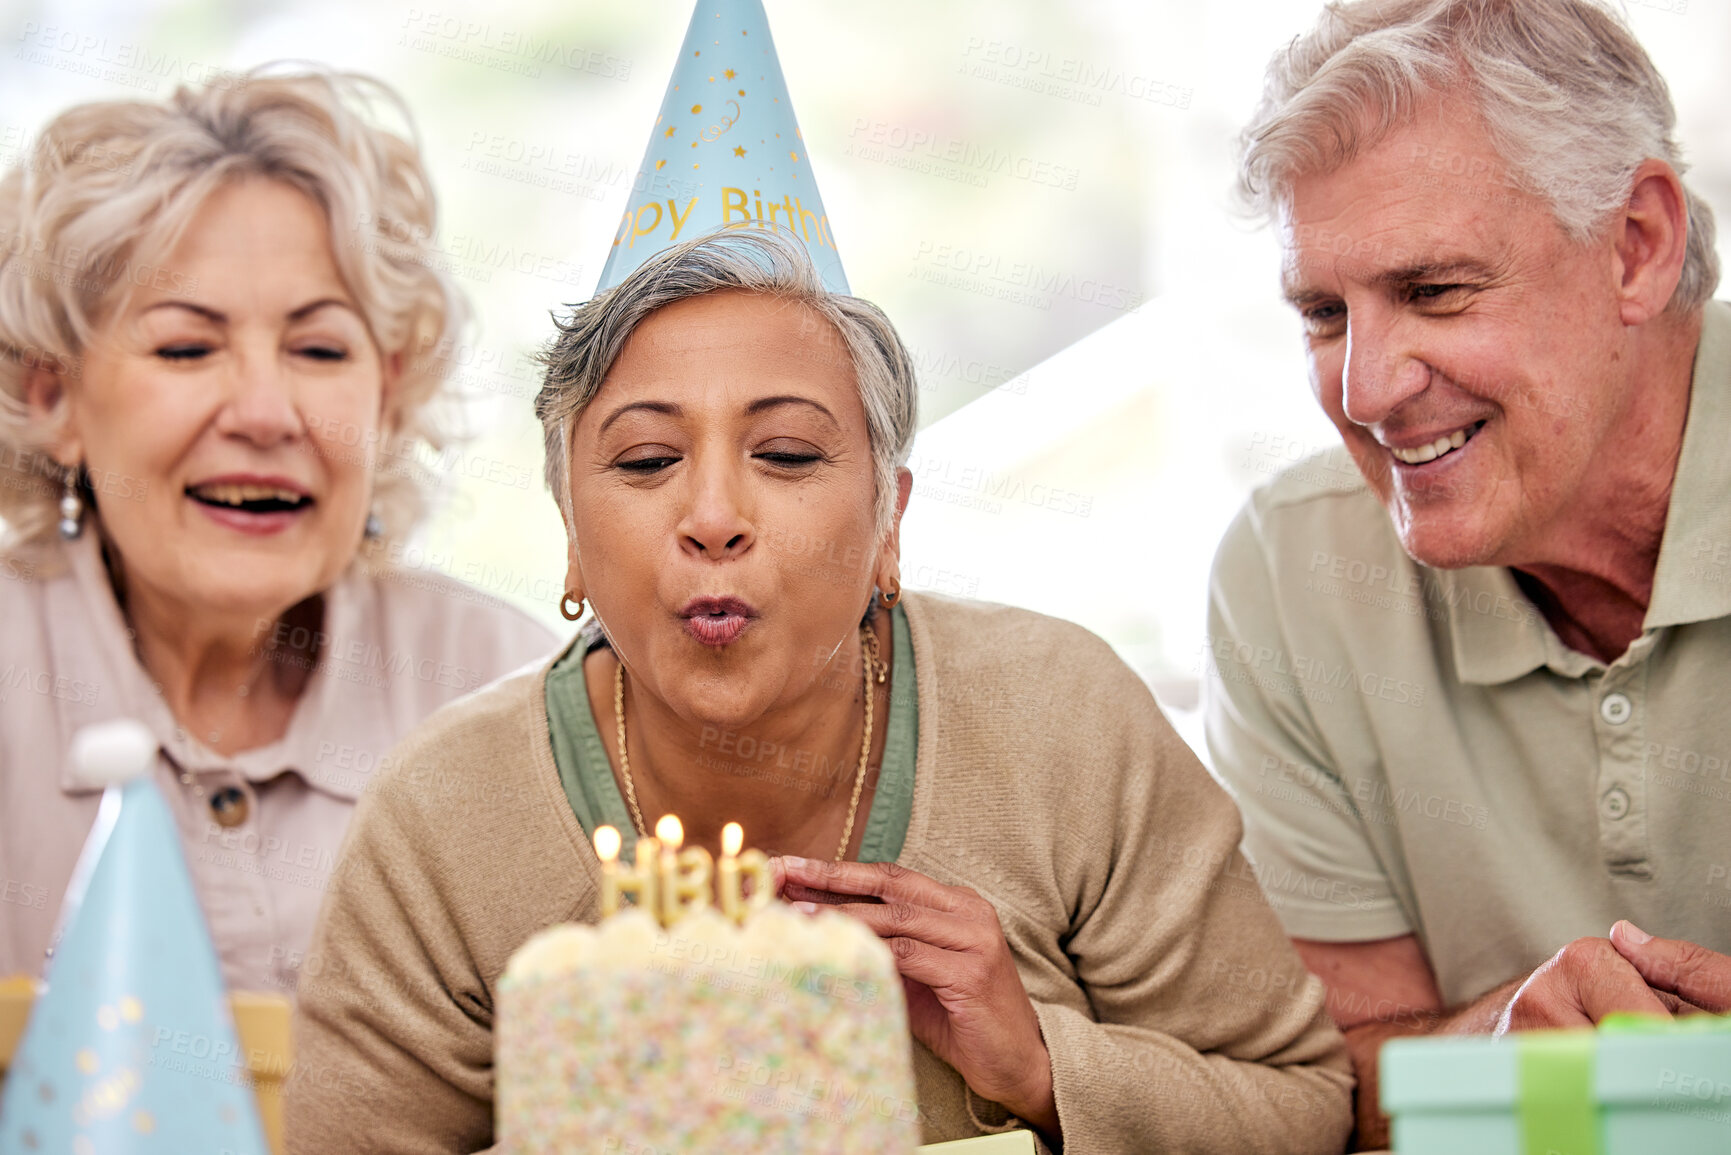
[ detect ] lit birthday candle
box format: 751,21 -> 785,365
595,825 -> 623,917
655,815 -> 683,926
718,822 -> 744,923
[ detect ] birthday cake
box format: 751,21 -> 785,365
495,822 -> 922,1153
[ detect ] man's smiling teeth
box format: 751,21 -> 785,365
1390,426 -> 1472,465
189,483 -> 306,506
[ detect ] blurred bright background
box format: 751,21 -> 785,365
3,0 -> 1726,753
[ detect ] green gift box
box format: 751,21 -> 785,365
1380,1014 -> 1731,1154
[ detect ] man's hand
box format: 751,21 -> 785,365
1608,920 -> 1731,1014
1496,933 -> 1675,1034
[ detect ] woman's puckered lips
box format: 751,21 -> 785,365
678,595 -> 758,647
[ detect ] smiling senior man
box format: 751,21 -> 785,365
1204,0 -> 1731,1146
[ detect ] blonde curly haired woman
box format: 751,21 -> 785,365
0,67 -> 554,994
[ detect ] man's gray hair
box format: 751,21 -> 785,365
534,230 -> 918,534
1237,0 -> 1720,312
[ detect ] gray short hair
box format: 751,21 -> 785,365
534,230 -> 918,534
1237,0 -> 1720,312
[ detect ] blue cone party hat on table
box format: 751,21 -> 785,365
597,0 -> 849,293
0,721 -> 265,1155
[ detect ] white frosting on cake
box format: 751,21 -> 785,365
497,900 -> 922,1153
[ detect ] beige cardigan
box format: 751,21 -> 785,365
286,593 -> 1352,1154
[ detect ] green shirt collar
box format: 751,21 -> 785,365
543,603 -> 918,863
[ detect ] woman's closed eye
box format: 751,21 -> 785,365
294,343 -> 351,362
615,448 -> 683,474
754,439 -> 826,470
155,343 -> 212,361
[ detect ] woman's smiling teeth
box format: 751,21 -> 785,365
1389,421 -> 1485,465
187,483 -> 310,510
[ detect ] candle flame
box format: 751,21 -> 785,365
655,813 -> 684,848
721,822 -> 743,857
594,825 -> 621,863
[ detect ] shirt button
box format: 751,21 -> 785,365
1600,692 -> 1632,726
1601,786 -> 1631,821
209,786 -> 250,828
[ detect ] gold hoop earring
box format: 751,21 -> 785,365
879,584 -> 902,608
560,592 -> 586,621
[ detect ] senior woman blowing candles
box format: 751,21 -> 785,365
287,232 -> 1353,1153
0,69 -> 555,994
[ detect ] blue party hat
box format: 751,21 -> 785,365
0,721 -> 265,1155
598,0 -> 848,292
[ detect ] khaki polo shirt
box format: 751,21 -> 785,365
0,533 -> 556,994
1203,299 -> 1731,1007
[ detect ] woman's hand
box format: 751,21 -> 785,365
774,857 -> 1060,1140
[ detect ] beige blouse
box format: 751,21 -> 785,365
0,533 -> 558,994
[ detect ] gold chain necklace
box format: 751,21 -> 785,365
614,620 -> 884,863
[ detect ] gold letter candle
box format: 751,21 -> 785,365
717,822 -> 743,922
655,814 -> 683,926
595,825 -> 624,917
